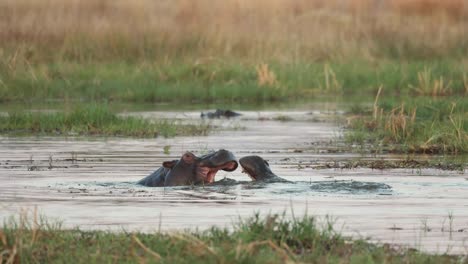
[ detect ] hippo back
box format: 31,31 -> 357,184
163,161 -> 197,186
138,167 -> 170,187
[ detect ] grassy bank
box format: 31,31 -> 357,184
0,213 -> 461,264
0,105 -> 211,137
1,0 -> 467,152
1,1 -> 467,103
1,60 -> 466,103
345,92 -> 468,154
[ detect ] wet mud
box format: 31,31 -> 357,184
0,110 -> 467,254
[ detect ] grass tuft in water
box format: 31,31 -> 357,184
345,95 -> 468,154
0,212 -> 462,264
0,105 -> 211,137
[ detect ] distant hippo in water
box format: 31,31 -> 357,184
239,155 -> 288,182
201,109 -> 242,119
138,149 -> 238,187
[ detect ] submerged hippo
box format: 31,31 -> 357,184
239,155 -> 287,182
138,149 -> 238,187
201,109 -> 242,119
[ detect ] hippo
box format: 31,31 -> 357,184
201,109 -> 242,119
239,156 -> 393,195
138,149 -> 238,187
239,155 -> 288,182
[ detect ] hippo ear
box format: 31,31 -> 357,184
162,160 -> 178,169
264,160 -> 270,166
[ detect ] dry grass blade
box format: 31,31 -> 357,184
432,77 -> 452,97
280,242 -> 298,262
6,245 -> 17,264
423,134 -> 438,147
132,235 -> 161,260
235,239 -> 242,260
448,102 -> 466,144
256,63 -> 278,87
411,68 -> 453,97
0,242 -> 17,264
30,206 -> 40,246
244,240 -> 295,263
0,230 -> 7,247
463,73 -> 468,95
373,85 -> 383,120
384,104 -> 414,141
172,233 -> 218,257
323,64 -> 342,93
0,231 -> 7,264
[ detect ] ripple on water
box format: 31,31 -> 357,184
52,179 -> 393,200
308,180 -> 392,195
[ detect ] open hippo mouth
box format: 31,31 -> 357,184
239,155 -> 274,181
239,158 -> 259,180
139,149 -> 238,187
197,161 -> 238,183
241,166 -> 257,180
196,149 -> 238,183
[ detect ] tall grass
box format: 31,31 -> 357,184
1,0 -> 466,62
0,1 -> 467,103
0,211 -> 461,263
346,94 -> 468,154
0,60 -> 466,103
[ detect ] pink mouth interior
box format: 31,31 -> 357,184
198,161 -> 238,183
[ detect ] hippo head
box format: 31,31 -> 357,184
163,149 -> 238,186
161,152 -> 197,186
196,149 -> 238,182
239,155 -> 275,181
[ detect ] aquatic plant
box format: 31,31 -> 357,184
346,92 -> 468,154
409,68 -> 453,97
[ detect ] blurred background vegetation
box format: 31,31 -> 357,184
0,0 -> 466,152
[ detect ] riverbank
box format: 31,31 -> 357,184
0,105 -> 211,137
1,212 -> 463,264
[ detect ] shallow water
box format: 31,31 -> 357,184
0,110 -> 467,254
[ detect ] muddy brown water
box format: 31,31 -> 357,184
1,110 -> 467,254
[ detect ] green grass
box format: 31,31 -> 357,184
0,105 -> 211,137
345,97 -> 468,154
0,213 -> 462,264
0,59 -> 466,103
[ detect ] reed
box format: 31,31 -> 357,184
346,96 -> 468,154
410,68 -> 453,97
